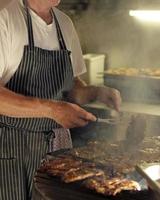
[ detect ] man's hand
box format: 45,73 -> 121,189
97,86 -> 121,112
50,101 -> 96,129
67,77 -> 122,112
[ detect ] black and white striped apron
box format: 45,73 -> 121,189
0,1 -> 74,199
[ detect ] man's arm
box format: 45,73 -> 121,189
0,84 -> 53,118
0,84 -> 96,128
68,77 -> 122,112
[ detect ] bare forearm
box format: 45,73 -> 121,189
68,77 -> 121,111
0,84 -> 96,128
68,77 -> 99,105
0,85 -> 52,118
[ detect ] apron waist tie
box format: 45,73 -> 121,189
44,130 -> 55,152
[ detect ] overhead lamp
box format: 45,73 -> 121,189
129,10 -> 160,22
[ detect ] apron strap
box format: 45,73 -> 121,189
51,9 -> 68,50
22,0 -> 35,50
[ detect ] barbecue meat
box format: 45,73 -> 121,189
83,176 -> 140,196
40,155 -> 104,183
62,168 -> 104,183
39,156 -> 82,173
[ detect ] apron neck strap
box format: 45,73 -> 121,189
51,9 -> 67,50
23,0 -> 35,50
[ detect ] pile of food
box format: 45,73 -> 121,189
105,67 -> 160,77
39,154 -> 140,196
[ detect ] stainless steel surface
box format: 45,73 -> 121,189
136,163 -> 160,197
96,117 -> 120,125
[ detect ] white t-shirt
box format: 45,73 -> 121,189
0,0 -> 86,85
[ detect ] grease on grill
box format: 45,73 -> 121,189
70,136 -> 160,176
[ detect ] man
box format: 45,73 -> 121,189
0,0 -> 121,199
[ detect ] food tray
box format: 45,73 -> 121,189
103,73 -> 160,103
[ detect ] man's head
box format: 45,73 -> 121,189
48,0 -> 60,7
27,0 -> 61,11
27,0 -> 61,9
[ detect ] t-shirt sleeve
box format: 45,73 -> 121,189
0,11 -> 8,80
70,23 -> 86,77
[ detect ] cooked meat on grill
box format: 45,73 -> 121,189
83,176 -> 140,196
62,168 -> 104,183
40,154 -> 104,183
49,159 -> 82,170
47,166 -> 81,176
40,136 -> 160,180
39,156 -> 83,172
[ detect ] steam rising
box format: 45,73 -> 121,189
72,0 -> 160,68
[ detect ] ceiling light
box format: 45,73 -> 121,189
129,10 -> 160,22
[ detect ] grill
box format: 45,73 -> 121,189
34,171 -> 155,200
33,110 -> 160,200
33,141 -> 160,200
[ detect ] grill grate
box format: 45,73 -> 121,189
34,173 -> 157,200
34,149 -> 158,200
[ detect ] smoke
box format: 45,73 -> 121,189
66,0 -> 160,105
73,0 -> 160,68
66,0 -> 160,147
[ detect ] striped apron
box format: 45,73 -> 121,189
0,2 -> 74,200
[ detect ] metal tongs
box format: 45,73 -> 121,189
96,117 -> 120,125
